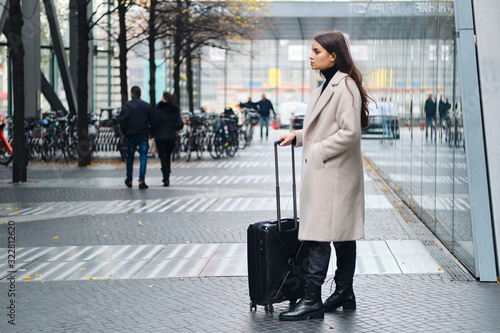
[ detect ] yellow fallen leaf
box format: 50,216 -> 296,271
35,274 -> 41,278
225,294 -> 230,296
103,235 -> 108,237
148,285 -> 156,288
53,236 -> 59,239
24,276 -> 31,280
407,292 -> 413,296
19,269 -> 26,272
96,231 -> 100,234
184,241 -> 190,244
81,268 -> 86,271
138,221 -> 143,226
179,277 -> 184,281
438,267 -> 442,271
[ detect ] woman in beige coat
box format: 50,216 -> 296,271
278,31 -> 370,321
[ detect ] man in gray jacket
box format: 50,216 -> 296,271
118,86 -> 154,189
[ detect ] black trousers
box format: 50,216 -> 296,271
305,240 -> 356,287
155,139 -> 176,182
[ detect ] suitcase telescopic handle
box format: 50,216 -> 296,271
274,140 -> 298,231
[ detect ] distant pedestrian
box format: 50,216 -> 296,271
278,30 -> 369,321
152,92 -> 183,187
240,97 -> 258,111
257,94 -> 276,141
424,94 -> 436,141
438,95 -> 451,141
118,86 -> 154,189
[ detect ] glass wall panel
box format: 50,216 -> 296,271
358,0 -> 475,275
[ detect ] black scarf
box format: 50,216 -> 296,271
320,65 -> 338,95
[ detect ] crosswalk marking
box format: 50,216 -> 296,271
6,194 -> 467,220
0,241 -> 445,283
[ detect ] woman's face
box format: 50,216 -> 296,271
310,40 -> 336,71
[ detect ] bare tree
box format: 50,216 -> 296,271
157,0 -> 264,112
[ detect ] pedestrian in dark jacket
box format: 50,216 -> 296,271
424,94 -> 436,141
118,86 -> 154,189
152,92 -> 183,186
257,94 -> 276,141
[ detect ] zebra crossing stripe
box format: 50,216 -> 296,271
122,260 -> 147,279
174,198 -> 197,212
105,200 -> 133,214
142,245 -> 164,260
186,199 -> 208,212
53,262 -> 86,281
147,199 -> 174,213
84,261 -> 110,278
185,244 -> 201,258
39,262 -> 70,280
226,198 -> 244,211
17,262 -> 50,279
147,260 -> 168,278
198,198 -> 218,211
126,245 -> 148,260
105,260 -> 128,277
19,247 -> 54,263
48,246 -> 78,261
17,202 -> 52,215
63,202 -> 96,216
107,245 -> 132,259
16,247 -> 40,260
136,199 -> 163,213
166,244 -> 184,259
84,246 -> 110,261
187,258 -> 208,276
21,202 -> 66,216
158,199 -> 182,212
67,246 -> 93,261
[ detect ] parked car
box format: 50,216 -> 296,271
362,102 -> 400,139
277,102 -> 307,128
291,114 -> 305,130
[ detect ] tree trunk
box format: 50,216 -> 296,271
149,0 -> 157,109
77,0 -> 90,167
173,0 -> 183,106
118,2 -> 128,106
9,0 -> 27,182
186,42 -> 194,113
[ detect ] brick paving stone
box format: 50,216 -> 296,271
1,274 -> 500,332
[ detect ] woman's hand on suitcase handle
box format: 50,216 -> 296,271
277,132 -> 296,146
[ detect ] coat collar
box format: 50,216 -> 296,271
305,71 -> 349,128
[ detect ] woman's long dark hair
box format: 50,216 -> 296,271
314,31 -> 370,129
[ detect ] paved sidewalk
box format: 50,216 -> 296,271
0,130 -> 499,332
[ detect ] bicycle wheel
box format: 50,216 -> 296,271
209,133 -> 223,159
41,139 -> 55,162
226,132 -> 238,157
184,135 -> 192,162
0,141 -> 12,166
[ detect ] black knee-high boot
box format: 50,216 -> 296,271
323,241 -> 356,312
279,242 -> 330,321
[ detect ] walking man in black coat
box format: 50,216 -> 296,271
118,86 -> 154,189
424,94 -> 436,142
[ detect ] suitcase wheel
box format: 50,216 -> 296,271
264,304 -> 274,314
249,301 -> 257,312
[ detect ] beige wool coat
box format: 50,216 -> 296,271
294,70 -> 365,242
